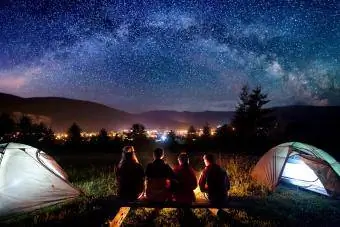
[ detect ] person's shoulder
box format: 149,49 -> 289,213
189,166 -> 196,174
165,163 -> 174,171
165,162 -> 172,167
136,163 -> 144,169
215,164 -> 227,175
216,164 -> 226,172
145,162 -> 153,170
147,161 -> 154,166
212,163 -> 221,169
173,165 -> 181,172
201,166 -> 209,174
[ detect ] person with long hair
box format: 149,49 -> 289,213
116,146 -> 145,200
173,152 -> 197,203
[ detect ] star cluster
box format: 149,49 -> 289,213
0,0 -> 339,112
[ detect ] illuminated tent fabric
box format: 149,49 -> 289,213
251,142 -> 340,197
0,143 -> 80,217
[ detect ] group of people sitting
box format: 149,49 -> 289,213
116,146 -> 230,205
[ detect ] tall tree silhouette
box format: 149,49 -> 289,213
44,127 -> 55,144
98,128 -> 109,144
130,123 -> 147,140
167,130 -> 176,143
202,123 -> 211,139
247,86 -> 273,137
67,122 -> 82,144
33,122 -> 55,143
18,115 -> 34,142
187,125 -> 197,141
129,123 -> 150,151
232,85 -> 273,139
0,113 -> 16,142
199,123 -> 213,149
165,130 -> 178,152
232,85 -> 250,138
215,124 -> 235,148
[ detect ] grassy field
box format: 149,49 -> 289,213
1,151 -> 340,226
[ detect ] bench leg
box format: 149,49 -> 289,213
108,207 -> 131,227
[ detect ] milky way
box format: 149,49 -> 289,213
0,0 -> 339,112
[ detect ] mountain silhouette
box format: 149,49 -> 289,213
0,93 -> 232,131
1,93 -> 340,133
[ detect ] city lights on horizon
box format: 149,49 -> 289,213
54,126 -> 219,140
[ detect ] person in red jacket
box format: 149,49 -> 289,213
173,152 -> 197,203
199,153 -> 230,206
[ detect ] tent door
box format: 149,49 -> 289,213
281,155 -> 329,196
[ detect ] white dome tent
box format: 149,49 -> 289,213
251,142 -> 340,197
0,143 -> 80,217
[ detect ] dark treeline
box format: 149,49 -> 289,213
0,114 -> 155,155
0,113 -> 55,148
1,85 -> 339,160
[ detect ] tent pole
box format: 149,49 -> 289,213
276,146 -> 293,188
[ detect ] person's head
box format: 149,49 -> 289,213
178,152 -> 189,166
153,148 -> 164,160
203,153 -> 215,167
119,146 -> 139,167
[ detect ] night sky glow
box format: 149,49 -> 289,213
0,0 -> 339,112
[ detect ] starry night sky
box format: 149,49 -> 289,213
0,0 -> 339,113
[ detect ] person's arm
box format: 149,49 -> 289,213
225,171 -> 231,191
189,168 -> 198,190
198,168 -> 208,192
137,164 -> 145,194
166,164 -> 178,190
115,165 -> 121,180
145,164 -> 151,178
166,164 -> 176,179
137,164 -> 145,179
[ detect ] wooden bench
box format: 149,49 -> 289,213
107,198 -> 252,227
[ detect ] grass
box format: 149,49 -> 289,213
1,152 -> 340,226
222,154 -> 269,197
67,165 -> 118,197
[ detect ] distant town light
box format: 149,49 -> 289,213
161,134 -> 167,141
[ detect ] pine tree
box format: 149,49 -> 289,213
0,113 -> 15,141
215,124 -> 236,148
67,122 -> 82,144
130,123 -> 147,140
44,127 -> 55,144
98,128 -> 109,144
33,122 -> 48,141
167,130 -> 176,143
18,115 -> 34,142
232,85 -> 274,139
32,122 -> 55,144
232,85 -> 250,137
187,125 -> 197,140
247,86 -> 272,137
202,123 -> 211,138
166,130 -> 178,152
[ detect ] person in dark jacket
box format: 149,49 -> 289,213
173,152 -> 197,203
116,146 -> 145,200
145,148 -> 175,202
199,153 -> 230,206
